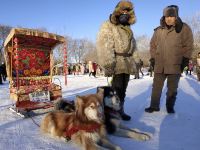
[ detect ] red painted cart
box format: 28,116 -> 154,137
4,28 -> 66,116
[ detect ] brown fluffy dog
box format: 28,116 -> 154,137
40,89 -> 121,150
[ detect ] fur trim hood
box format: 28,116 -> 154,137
110,0 -> 136,25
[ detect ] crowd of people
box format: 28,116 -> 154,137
56,62 -> 103,77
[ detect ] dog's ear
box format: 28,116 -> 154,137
75,95 -> 83,109
75,95 -> 83,116
97,88 -> 104,103
75,95 -> 89,122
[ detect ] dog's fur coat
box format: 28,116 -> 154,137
55,86 -> 151,142
41,89 -> 121,150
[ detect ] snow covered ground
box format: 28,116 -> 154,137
0,74 -> 200,150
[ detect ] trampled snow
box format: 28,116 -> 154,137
0,74 -> 200,150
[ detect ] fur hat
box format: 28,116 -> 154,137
160,5 -> 183,33
163,5 -> 179,17
110,0 -> 136,25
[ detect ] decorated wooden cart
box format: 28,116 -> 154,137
4,28 -> 66,115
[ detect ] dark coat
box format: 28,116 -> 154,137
150,17 -> 194,74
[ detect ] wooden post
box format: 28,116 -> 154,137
14,37 -> 19,91
63,42 -> 67,86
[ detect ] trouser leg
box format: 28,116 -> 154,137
93,71 -> 96,77
150,73 -> 166,108
112,73 -> 130,102
112,73 -> 130,120
166,74 -> 181,109
197,67 -> 200,81
0,73 -> 2,84
140,68 -> 144,76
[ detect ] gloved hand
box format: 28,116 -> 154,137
103,62 -> 116,77
181,57 -> 189,72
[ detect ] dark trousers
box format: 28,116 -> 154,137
111,73 -> 130,103
197,67 -> 200,81
150,73 -> 181,109
139,67 -> 144,76
89,71 -> 96,77
0,73 -> 2,84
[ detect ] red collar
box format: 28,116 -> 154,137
64,123 -> 101,139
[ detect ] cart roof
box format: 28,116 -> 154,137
4,28 -> 65,49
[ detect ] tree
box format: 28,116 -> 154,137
136,35 -> 150,52
53,36 -> 95,64
135,35 -> 151,66
185,12 -> 200,60
0,25 -> 12,62
81,40 -> 96,63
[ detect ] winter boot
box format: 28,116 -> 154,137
145,107 -> 160,113
119,101 -> 131,121
120,110 -> 131,121
166,107 -> 175,114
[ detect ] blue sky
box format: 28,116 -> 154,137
0,0 -> 199,42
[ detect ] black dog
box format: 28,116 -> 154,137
55,86 -> 151,141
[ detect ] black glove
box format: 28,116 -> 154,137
181,57 -> 189,72
149,58 -> 155,70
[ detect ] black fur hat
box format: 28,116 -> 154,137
110,0 -> 136,25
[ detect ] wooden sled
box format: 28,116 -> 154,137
4,28 -> 66,117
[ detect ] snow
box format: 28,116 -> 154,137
0,74 -> 200,150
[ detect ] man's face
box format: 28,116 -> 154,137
165,16 -> 176,26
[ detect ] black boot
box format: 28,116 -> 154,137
121,111 -> 131,121
119,106 -> 131,121
145,107 -> 160,113
166,107 -> 175,114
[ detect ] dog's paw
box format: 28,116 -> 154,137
115,146 -> 122,150
129,131 -> 152,141
130,128 -> 152,141
138,133 -> 151,141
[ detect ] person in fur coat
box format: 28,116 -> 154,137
96,0 -> 137,120
145,5 -> 194,114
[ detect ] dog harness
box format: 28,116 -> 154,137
64,123 -> 101,140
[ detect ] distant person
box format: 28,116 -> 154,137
145,5 -> 193,114
0,64 -> 3,84
188,60 -> 193,75
92,62 -> 97,77
96,1 -> 137,120
148,58 -> 155,77
184,65 -> 189,75
139,59 -> 144,76
134,59 -> 140,79
88,61 -> 94,77
1,63 -> 6,81
134,57 -> 144,79
196,52 -> 200,81
80,64 -> 85,75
